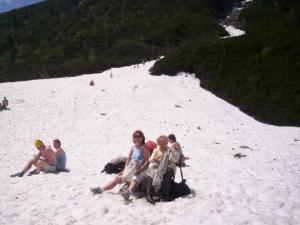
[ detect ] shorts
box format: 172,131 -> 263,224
43,163 -> 56,173
132,171 -> 146,184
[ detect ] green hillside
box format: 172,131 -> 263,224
0,0 -> 232,82
151,0 -> 300,126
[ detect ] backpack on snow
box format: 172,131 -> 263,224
161,163 -> 191,200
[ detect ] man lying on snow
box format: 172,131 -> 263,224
91,131 -> 189,203
11,139 -> 67,177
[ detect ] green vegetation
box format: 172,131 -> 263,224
1,0 -> 298,126
0,0 -> 233,82
151,0 -> 300,126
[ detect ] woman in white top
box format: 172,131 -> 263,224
146,135 -> 179,203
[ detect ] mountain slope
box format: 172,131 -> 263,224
0,0 -> 234,82
151,0 -> 300,126
0,62 -> 299,225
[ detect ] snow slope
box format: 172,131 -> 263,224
0,61 -> 299,225
221,0 -> 254,38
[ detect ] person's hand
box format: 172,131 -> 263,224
154,155 -> 162,161
134,168 -> 141,175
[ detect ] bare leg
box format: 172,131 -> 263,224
128,180 -> 137,193
35,161 -> 47,173
102,176 -> 122,191
120,179 -> 138,200
20,158 -> 37,174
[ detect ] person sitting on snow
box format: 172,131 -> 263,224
2,97 -> 8,110
53,139 -> 67,171
145,135 -> 180,203
11,140 -> 57,177
168,134 -> 185,165
90,130 -> 150,201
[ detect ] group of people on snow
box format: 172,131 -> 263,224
11,130 -> 188,203
11,139 -> 67,177
0,97 -> 8,110
90,130 -> 185,203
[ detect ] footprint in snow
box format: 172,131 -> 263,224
233,153 -> 247,159
240,145 -> 253,151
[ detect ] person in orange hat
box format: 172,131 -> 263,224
11,140 -> 57,177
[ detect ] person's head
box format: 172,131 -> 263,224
168,134 -> 176,143
132,130 -> 145,146
53,139 -> 61,149
157,135 -> 168,151
34,139 -> 45,151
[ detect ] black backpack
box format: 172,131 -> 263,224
101,161 -> 126,174
169,179 -> 191,199
161,164 -> 191,200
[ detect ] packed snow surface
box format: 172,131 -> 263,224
222,25 -> 245,37
0,61 -> 299,225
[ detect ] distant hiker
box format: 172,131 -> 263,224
11,140 -> 57,177
2,97 -> 8,110
53,139 -> 67,171
90,130 -> 150,201
110,72 -> 113,78
146,135 -> 180,203
168,134 -> 185,165
89,80 -> 95,86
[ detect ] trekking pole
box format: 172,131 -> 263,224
179,161 -> 185,183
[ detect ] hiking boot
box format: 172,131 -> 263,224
121,190 -> 130,201
146,195 -> 155,205
10,172 -> 24,178
28,170 -> 39,176
90,187 -> 103,195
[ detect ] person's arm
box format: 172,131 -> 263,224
169,148 -> 180,163
135,147 -> 150,174
124,147 -> 133,167
149,149 -> 157,163
33,152 -> 42,160
153,153 -> 164,162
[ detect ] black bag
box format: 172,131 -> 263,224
101,162 -> 126,174
169,179 -> 191,199
160,168 -> 175,200
165,164 -> 191,200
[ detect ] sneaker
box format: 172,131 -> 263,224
10,172 -> 24,178
121,190 -> 130,201
90,187 -> 103,195
28,170 -> 39,176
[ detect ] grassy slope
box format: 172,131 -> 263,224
0,0 -> 232,82
151,0 -> 300,126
